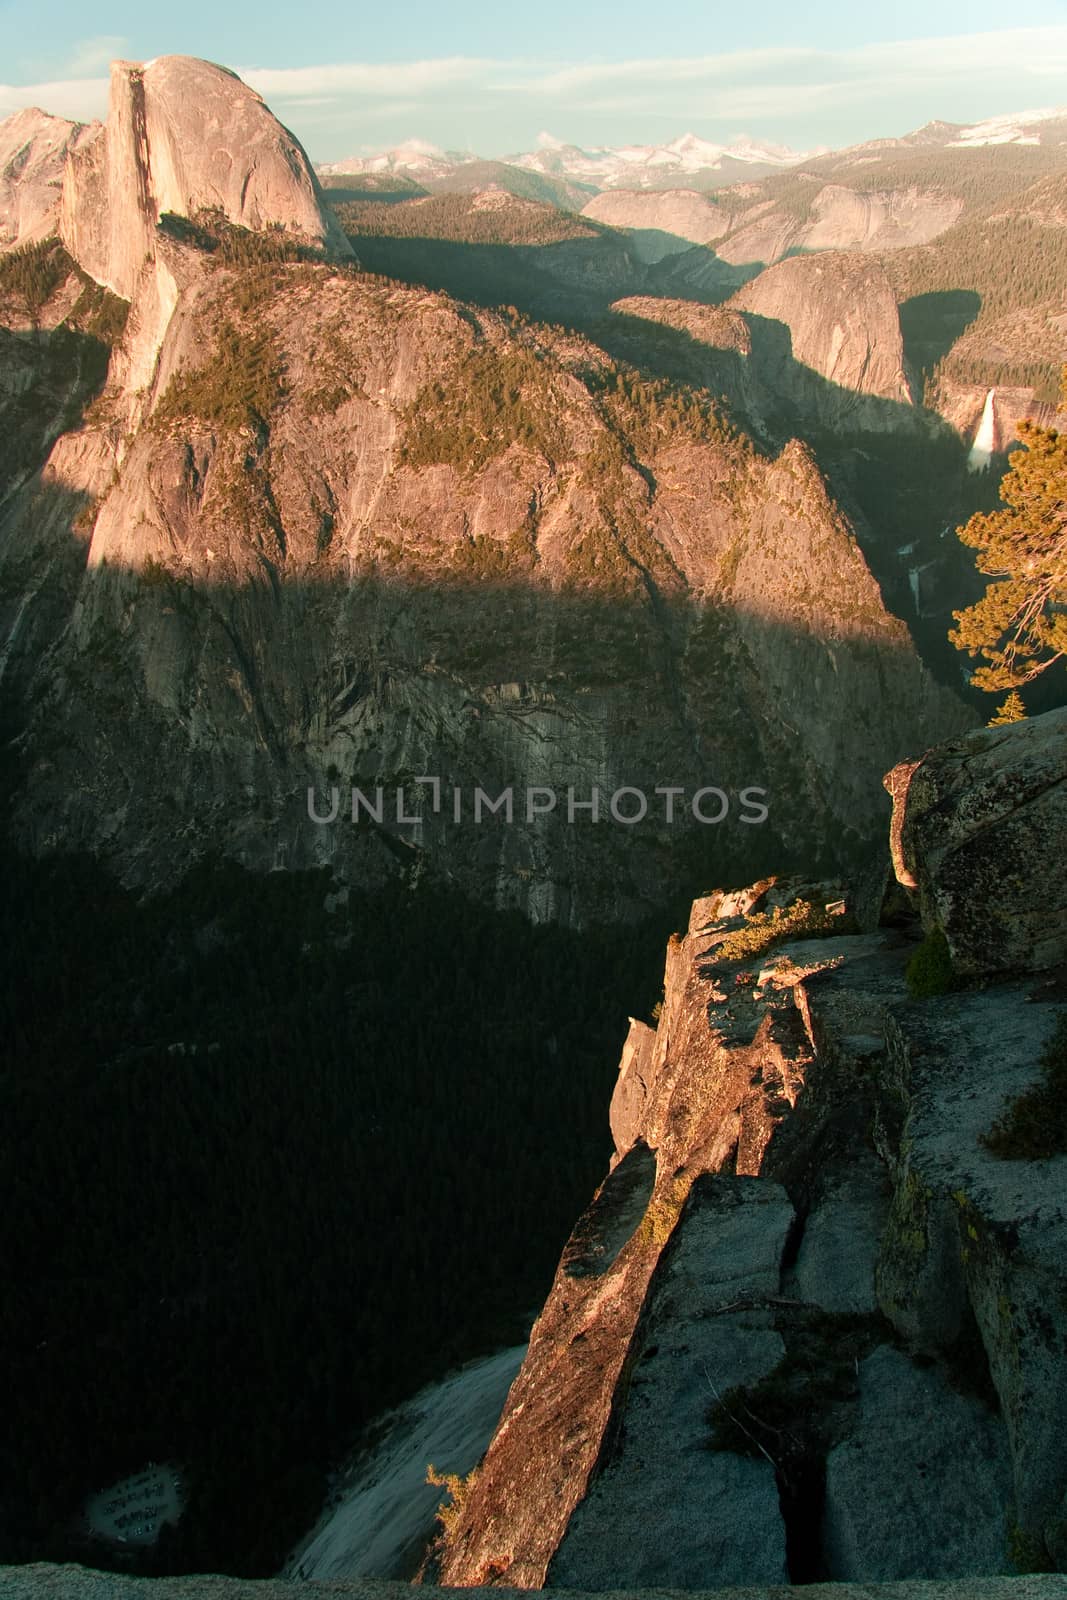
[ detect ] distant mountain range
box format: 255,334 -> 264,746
317,107 -> 1067,194
315,131 -> 811,203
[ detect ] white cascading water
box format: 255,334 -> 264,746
967,388 -> 997,472
282,1344 -> 526,1581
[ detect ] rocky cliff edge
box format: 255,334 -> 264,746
431,705 -> 1067,1589
0,736 -> 1064,1600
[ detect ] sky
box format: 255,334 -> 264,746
2,0 -> 1067,161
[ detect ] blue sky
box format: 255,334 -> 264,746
2,0 -> 1067,159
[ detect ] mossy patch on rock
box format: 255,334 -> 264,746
714,898 -> 853,965
905,927 -> 955,997
981,1015 -> 1067,1160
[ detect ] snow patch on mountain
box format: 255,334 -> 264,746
511,131 -> 811,187
316,132 -> 811,190
318,140 -> 477,178
950,107 -> 1067,147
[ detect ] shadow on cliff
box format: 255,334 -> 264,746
0,470 -> 989,1583
898,289 -> 983,384
0,321 -> 113,494
341,232 -> 635,320
339,230 -> 759,322
317,231 -> 1005,690
0,472 -> 981,925
568,302 -> 1006,687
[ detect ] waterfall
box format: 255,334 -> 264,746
967,388 -> 997,472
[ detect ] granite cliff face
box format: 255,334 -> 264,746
887,707 -> 1067,977
0,109 -> 95,249
0,235 -> 970,920
716,184 -> 964,269
0,57 -> 971,920
429,708 -> 1067,1586
579,184 -> 961,273
608,255 -> 923,441
730,252 -> 917,430
58,57 -> 351,300
580,190 -> 732,262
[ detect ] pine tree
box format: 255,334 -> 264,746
988,689 -> 1027,726
950,366 -> 1067,691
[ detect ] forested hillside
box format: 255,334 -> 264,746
0,851 -> 669,1575
886,211 -> 1067,401
335,192 -> 608,248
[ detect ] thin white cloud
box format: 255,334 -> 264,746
0,74 -> 107,121
241,57 -> 495,100
2,27 -> 1066,153
519,27 -> 1067,99
243,28 -> 1067,139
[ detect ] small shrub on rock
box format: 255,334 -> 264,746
714,899 -> 848,964
905,927 -> 955,998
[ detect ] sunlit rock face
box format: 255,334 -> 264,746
0,108 -> 97,250
0,57 -> 970,924
714,184 -> 963,270
581,190 -> 732,260
0,246 -> 972,922
433,863 -> 1067,1587
730,251 -> 917,431
59,56 -> 351,298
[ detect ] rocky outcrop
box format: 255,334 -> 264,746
874,981 -> 1067,1555
609,296 -> 751,356
602,297 -> 769,423
432,839 -> 1067,1584
435,879 -> 841,1588
547,1179 -> 794,1591
0,109 -> 96,250
59,57 -> 351,298
886,707 -> 1067,975
730,252 -> 917,430
822,1344 -> 1014,1579
604,290 -> 922,443
0,244 -> 128,511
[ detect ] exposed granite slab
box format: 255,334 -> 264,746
823,1344 -> 1014,1579
4,1562 -> 1067,1598
885,707 -> 1067,977
548,1178 -> 794,1590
